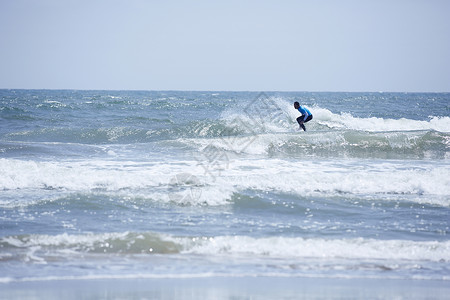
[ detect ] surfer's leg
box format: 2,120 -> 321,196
297,116 -> 306,131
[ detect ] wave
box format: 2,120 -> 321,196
1,231 -> 449,283
0,232 -> 181,256
3,97 -> 449,139
183,130 -> 449,159
312,107 -> 450,133
3,126 -> 448,160
4,126 -> 168,144
218,97 -> 450,133
2,120 -> 248,145
1,158 -> 449,207
182,235 -> 450,261
179,103 -> 450,159
2,231 -> 449,262
2,94 -> 449,160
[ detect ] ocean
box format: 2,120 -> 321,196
1,90 -> 449,298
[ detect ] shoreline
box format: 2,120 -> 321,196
1,276 -> 449,299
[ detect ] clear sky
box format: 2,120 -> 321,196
1,0 -> 449,92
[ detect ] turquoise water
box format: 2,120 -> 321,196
1,90 -> 449,283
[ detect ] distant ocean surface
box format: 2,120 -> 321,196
1,90 -> 449,284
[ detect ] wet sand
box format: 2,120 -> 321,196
1,276 -> 449,299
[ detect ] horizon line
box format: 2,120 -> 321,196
1,88 -> 449,94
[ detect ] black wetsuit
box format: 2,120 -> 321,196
296,106 -> 313,131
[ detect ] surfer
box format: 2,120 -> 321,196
294,102 -> 313,131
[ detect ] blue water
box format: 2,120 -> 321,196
0,90 -> 449,283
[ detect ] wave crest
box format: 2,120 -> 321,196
2,232 -> 449,262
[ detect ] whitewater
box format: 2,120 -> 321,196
0,90 -> 449,294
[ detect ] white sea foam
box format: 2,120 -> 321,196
3,231 -> 449,262
181,235 -> 450,262
293,104 -> 450,133
1,232 -> 130,249
315,108 -> 450,133
0,158 -> 170,191
0,272 -> 222,284
1,157 -> 449,207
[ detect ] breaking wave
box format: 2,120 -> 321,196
1,158 -> 449,208
2,231 -> 449,261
